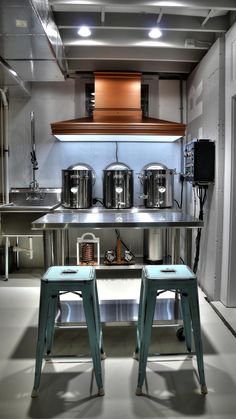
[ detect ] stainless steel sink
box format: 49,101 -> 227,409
0,188 -> 61,212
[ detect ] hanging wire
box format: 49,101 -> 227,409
174,199 -> 181,209
93,197 -> 104,206
115,142 -> 119,162
174,177 -> 184,209
193,186 -> 197,218
115,229 -> 135,258
193,185 -> 208,273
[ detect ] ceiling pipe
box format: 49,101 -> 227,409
101,7 -> 105,24
201,9 -> 215,27
0,88 -> 9,204
157,8 -> 164,24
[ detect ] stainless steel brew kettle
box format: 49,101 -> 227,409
62,162 -> 95,209
140,162 -> 174,208
103,162 -> 133,209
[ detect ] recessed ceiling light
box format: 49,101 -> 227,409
148,28 -> 162,39
77,26 -> 91,37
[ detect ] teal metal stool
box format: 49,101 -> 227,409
31,266 -> 105,398
134,264 -> 208,395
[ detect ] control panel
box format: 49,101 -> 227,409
184,139 -> 215,185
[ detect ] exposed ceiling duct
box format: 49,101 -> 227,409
0,0 -> 67,90
51,71 -> 186,142
0,56 -> 31,97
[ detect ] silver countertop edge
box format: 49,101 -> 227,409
0,205 -> 180,213
0,204 -> 59,212
0,207 -> 54,213
31,222 -> 203,229
31,210 -> 204,229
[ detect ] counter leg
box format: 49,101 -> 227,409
53,230 -> 65,265
43,231 -> 53,270
185,229 -> 193,268
171,228 -> 180,264
61,230 -> 66,265
4,236 -> 9,281
171,228 -> 175,264
16,236 -> 20,269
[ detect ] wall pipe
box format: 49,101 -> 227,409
0,88 -> 9,204
0,100 -> 4,203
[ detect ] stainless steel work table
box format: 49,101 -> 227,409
31,208 -> 203,325
31,208 -> 203,229
31,208 -> 203,270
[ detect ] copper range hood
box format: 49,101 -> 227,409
51,72 -> 186,141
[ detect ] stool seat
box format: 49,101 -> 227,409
42,266 -> 95,282
144,265 -> 196,280
31,266 -> 105,398
135,264 -> 207,396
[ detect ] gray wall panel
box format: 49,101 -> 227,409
186,38 -> 225,300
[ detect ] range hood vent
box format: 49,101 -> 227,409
51,72 -> 186,142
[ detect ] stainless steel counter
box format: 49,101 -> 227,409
31,209 -> 203,230
29,208 -> 203,271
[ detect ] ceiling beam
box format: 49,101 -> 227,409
55,12 -> 229,32
65,45 -> 206,62
66,59 -> 196,74
61,29 -> 214,50
50,0 -> 236,12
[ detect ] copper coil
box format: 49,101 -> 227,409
81,242 -> 95,262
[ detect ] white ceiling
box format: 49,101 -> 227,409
50,0 -> 236,77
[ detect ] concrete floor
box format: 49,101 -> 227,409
1,275 -> 236,418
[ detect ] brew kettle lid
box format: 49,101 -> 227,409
65,162 -> 96,184
104,162 -> 131,171
67,162 -> 93,171
142,162 -> 168,171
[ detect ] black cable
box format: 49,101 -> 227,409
174,178 -> 184,209
115,142 -> 119,162
174,199 -> 181,209
193,186 -> 197,218
180,178 -> 184,209
193,185 -> 208,274
115,229 -> 135,258
93,198 -> 104,206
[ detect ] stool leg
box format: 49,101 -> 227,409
188,286 -> 208,394
31,284 -> 50,398
136,286 -> 157,395
82,287 -> 104,396
94,280 -> 106,359
134,278 -> 144,358
46,295 -> 58,355
180,291 -> 192,352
